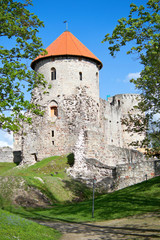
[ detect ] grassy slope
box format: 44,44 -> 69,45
0,209 -> 61,240
0,158 -> 160,224
0,155 -> 93,205
0,162 -> 17,175
15,176 -> 160,223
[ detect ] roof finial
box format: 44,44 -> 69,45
63,20 -> 68,31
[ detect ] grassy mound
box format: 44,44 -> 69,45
0,208 -> 61,240
13,176 -> 160,222
0,154 -> 93,208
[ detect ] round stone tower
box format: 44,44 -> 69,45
31,30 -> 102,105
15,31 -> 103,163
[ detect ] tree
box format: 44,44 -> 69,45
102,0 -> 160,156
0,0 -> 46,132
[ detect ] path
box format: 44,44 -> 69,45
35,213 -> 160,240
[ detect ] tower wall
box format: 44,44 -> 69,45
14,56 -> 101,164
33,56 -> 100,105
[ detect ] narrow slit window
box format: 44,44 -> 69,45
50,106 -> 58,117
96,72 -> 98,79
79,72 -> 82,81
52,141 -> 54,145
51,67 -> 56,80
52,130 -> 54,137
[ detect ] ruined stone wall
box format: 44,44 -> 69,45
16,85 -> 100,164
14,92 -> 145,165
99,94 -> 145,149
115,159 -> 160,190
85,129 -> 144,167
0,147 -> 13,162
108,94 -> 145,148
99,98 -> 122,147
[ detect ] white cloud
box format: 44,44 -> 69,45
4,132 -> 13,142
124,72 -> 140,82
0,140 -> 12,148
0,130 -> 13,148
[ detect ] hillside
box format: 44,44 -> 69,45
0,155 -> 94,209
0,157 -> 159,223
15,175 -> 160,223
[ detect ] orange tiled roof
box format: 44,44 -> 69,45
31,31 -> 102,69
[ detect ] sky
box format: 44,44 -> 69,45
0,0 -> 146,147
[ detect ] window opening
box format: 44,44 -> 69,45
51,67 -> 56,80
50,106 -> 58,117
52,141 -> 54,145
79,72 -> 82,80
96,72 -> 98,80
52,130 -> 54,137
84,130 -> 88,138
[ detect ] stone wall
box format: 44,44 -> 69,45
14,85 -> 100,164
13,91 -> 146,167
115,159 -> 160,190
0,147 -> 13,162
100,94 -> 145,149
85,129 -> 144,167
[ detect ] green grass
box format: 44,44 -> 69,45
0,155 -> 72,177
0,208 -> 61,240
0,162 -> 17,175
0,156 -> 159,224
0,154 -> 94,206
13,176 -> 160,223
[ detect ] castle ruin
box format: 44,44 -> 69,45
13,31 -> 160,190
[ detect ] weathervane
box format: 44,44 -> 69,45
63,20 -> 68,30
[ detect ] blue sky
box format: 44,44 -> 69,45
0,0 -> 146,147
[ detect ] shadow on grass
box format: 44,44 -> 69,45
27,176 -> 160,222
32,213 -> 160,239
4,176 -> 160,225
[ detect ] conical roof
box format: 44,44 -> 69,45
31,31 -> 102,69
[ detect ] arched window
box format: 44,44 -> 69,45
50,106 -> 58,117
79,72 -> 82,81
51,67 -> 56,80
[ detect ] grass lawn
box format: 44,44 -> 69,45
0,208 -> 61,240
0,157 -> 159,225
0,162 -> 17,175
11,175 -> 160,223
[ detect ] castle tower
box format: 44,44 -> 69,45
31,30 -> 102,105
14,31 -> 103,163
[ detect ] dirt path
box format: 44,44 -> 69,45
36,213 -> 160,240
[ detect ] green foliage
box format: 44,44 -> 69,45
0,208 -> 61,240
12,176 -> 160,222
102,0 -> 160,154
0,0 -> 47,132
